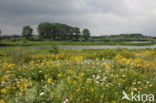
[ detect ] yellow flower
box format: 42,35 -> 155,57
79,73 -> 85,77
47,78 -> 54,84
0,100 -> 6,103
90,88 -> 94,92
72,56 -> 84,62
57,73 -> 64,78
86,78 -> 92,84
85,98 -> 89,102
1,88 -> 8,94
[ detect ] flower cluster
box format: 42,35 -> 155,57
0,49 -> 156,103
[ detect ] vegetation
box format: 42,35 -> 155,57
92,33 -> 155,42
1,40 -> 156,46
0,48 -> 156,103
37,22 -> 87,41
0,29 -> 1,35
82,29 -> 90,40
0,29 -> 1,41
0,22 -> 156,47
22,25 -> 33,40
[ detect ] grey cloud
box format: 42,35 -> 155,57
0,0 -> 156,36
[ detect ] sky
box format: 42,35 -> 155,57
0,0 -> 156,36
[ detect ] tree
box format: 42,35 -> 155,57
82,29 -> 90,41
22,25 -> 33,40
0,29 -> 1,41
38,22 -> 55,40
72,27 -> 80,40
37,22 -> 88,41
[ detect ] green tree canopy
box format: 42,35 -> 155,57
22,25 -> 33,40
82,29 -> 90,40
37,22 -> 83,41
0,29 -> 1,41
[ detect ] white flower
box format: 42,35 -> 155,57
92,75 -> 95,78
63,98 -> 69,103
133,82 -> 136,85
65,99 -> 69,102
14,78 -> 18,81
39,92 -> 45,96
96,75 -> 101,79
42,85 -> 48,89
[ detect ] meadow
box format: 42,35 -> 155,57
0,48 -> 156,103
0,40 -> 156,46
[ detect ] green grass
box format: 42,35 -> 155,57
0,48 -> 156,103
1,26 -> 156,103
0,40 -> 156,46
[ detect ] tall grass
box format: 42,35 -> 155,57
6,48 -> 33,64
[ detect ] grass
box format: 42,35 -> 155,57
0,48 -> 156,103
0,40 -> 156,46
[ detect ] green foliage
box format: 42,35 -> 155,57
6,48 -> 33,64
49,46 -> 59,54
37,22 -> 83,41
1,49 -> 156,103
82,29 -> 90,40
22,25 -> 33,40
0,29 -> 1,41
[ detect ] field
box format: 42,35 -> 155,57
0,48 -> 156,103
0,40 -> 156,46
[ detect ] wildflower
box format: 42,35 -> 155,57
72,56 -> 84,62
79,73 -> 85,77
86,78 -> 92,84
132,82 -> 136,85
47,78 -> 54,84
92,75 -> 95,78
1,88 -> 8,94
96,75 -> 101,80
0,99 -> 6,103
57,73 -> 64,78
85,98 -> 89,102
42,85 -> 48,89
90,88 -> 94,92
63,98 -> 69,103
39,70 -> 42,73
39,92 -> 45,96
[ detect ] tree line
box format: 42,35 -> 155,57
21,22 -> 90,41
0,22 -> 91,41
37,22 -> 90,41
1,23 -> 156,42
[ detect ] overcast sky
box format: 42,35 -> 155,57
0,0 -> 156,36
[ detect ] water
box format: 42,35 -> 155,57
59,45 -> 156,49
1,45 -> 156,49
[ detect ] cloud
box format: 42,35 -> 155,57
0,0 -> 156,36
